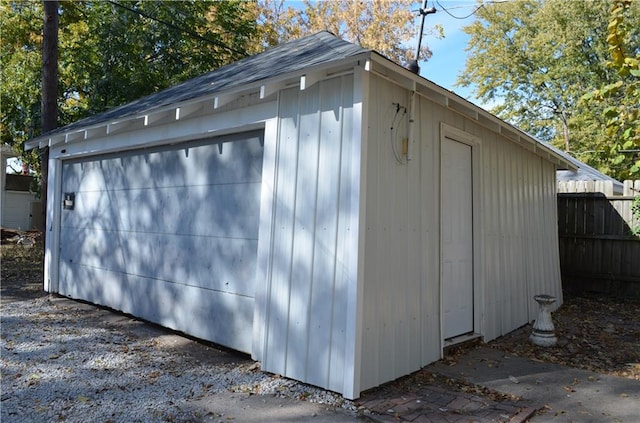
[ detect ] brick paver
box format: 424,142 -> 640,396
357,383 -> 536,423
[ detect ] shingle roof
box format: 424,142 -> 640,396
41,31 -> 369,138
545,142 -> 624,192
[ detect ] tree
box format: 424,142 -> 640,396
1,0 -> 259,173
257,0 -> 442,67
60,1 -> 258,114
41,0 -> 59,243
582,0 -> 640,178
42,0 -> 57,134
458,0 -> 640,180
1,1 -> 44,172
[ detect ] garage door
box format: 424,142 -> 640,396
58,131 -> 264,353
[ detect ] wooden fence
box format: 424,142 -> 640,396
557,180 -> 640,297
558,179 -> 621,196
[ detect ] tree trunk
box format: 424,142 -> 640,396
561,110 -> 570,153
41,0 -> 58,249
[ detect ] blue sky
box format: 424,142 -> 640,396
417,1 -> 480,100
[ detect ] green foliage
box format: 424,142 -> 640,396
0,1 -> 44,172
60,1 -> 257,114
633,195 -> 640,237
458,0 -> 640,181
1,0 -> 259,172
582,0 -> 640,179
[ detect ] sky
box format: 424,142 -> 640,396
414,0 -> 483,102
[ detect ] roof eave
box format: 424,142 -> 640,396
25,51 -> 372,152
365,53 -> 578,172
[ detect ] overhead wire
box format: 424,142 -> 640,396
434,0 -> 485,19
434,0 -> 509,20
390,103 -> 408,164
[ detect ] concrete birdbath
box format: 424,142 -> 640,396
529,294 -> 558,347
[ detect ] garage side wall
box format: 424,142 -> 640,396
480,139 -> 563,340
359,75 -> 440,392
358,74 -> 563,392
258,75 -> 361,395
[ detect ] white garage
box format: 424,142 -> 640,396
27,32 -> 574,399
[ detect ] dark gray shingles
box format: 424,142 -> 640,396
45,32 -> 368,137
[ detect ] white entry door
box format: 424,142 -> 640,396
441,137 -> 474,339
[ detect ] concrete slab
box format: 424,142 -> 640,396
188,392 -> 364,422
429,347 -> 640,422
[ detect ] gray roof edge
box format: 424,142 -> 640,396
23,32 -> 584,174
26,31 -> 369,150
25,50 -> 373,151
551,150 -> 623,193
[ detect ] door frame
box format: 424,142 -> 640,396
439,123 -> 483,350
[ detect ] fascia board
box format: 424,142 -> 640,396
25,52 -> 372,152
367,54 -> 577,171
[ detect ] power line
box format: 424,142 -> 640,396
434,0 -> 508,20
435,0 -> 484,19
107,1 -> 247,57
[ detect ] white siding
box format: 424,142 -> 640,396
358,74 -> 562,392
360,78 -> 429,391
259,75 -> 361,395
2,191 -> 39,230
480,132 -> 562,340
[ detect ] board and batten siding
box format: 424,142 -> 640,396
358,74 -> 562,392
360,76 -> 435,392
479,124 -> 562,340
257,74 -> 363,396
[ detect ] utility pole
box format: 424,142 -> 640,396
41,0 -> 58,246
408,0 -> 436,74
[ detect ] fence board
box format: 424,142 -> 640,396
557,182 -> 640,297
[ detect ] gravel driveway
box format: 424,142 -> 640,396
1,293 -> 358,422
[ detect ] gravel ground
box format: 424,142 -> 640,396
0,295 -> 357,423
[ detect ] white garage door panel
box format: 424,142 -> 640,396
58,262 -> 254,352
62,138 -> 262,192
62,183 -> 262,238
59,132 -> 263,353
59,228 -> 258,296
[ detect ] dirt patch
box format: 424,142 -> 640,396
357,293 -> 640,411
487,295 -> 640,381
1,242 -> 46,303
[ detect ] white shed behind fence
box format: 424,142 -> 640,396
2,145 -> 42,231
26,32 -> 574,399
